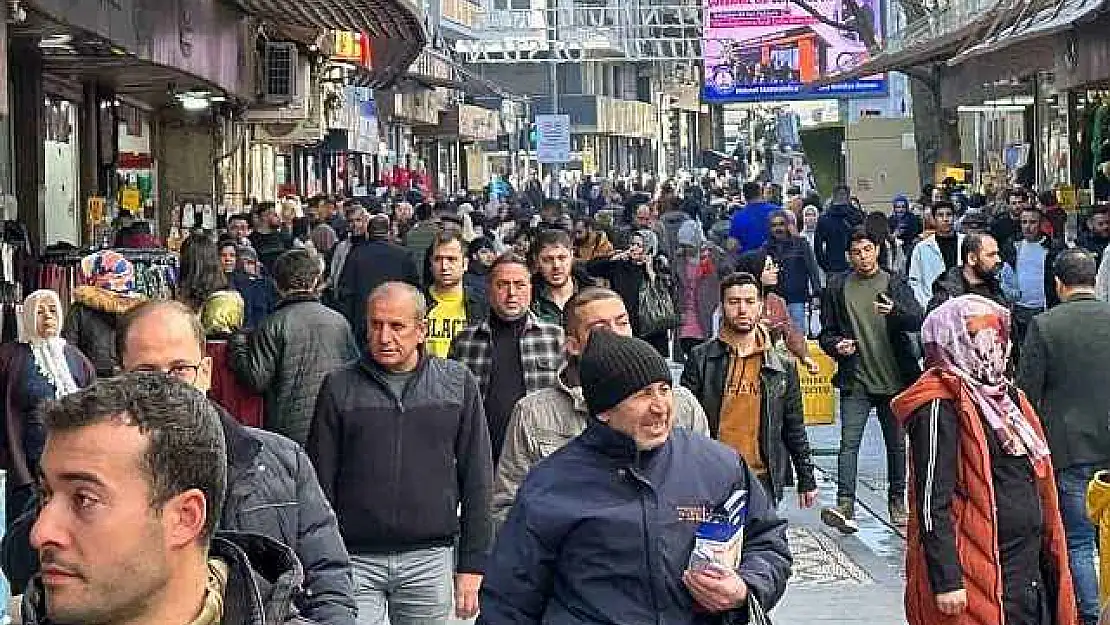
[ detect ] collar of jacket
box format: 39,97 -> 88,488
1064,291 -> 1098,303
275,292 -> 319,309
356,354 -> 430,389
577,417 -> 670,467
20,532 -> 306,625
553,361 -> 588,414
218,406 -> 263,475
702,328 -> 788,373
472,311 -> 542,338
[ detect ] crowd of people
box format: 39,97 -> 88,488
0,170 -> 1109,625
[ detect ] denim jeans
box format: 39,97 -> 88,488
836,392 -> 906,503
786,302 -> 808,338
351,547 -> 454,625
1057,464 -> 1102,625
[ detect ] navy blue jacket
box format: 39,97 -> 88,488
814,204 -> 864,273
764,236 -> 822,304
479,423 -> 791,625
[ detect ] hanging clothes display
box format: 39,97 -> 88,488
37,247 -> 178,307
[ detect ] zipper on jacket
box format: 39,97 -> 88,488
631,467 -> 663,623
760,370 -> 774,498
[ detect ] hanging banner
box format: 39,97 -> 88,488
535,114 -> 571,164
702,0 -> 886,102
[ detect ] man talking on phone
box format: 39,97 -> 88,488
818,229 -> 924,534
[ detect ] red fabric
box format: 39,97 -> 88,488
205,341 -> 264,428
891,369 -> 1076,625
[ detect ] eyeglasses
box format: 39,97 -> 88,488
132,362 -> 203,383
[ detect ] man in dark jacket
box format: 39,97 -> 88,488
21,373 -> 319,625
764,209 -> 822,332
818,229 -> 924,534
814,185 -> 864,274
531,229 -> 592,326
309,281 -> 492,625
230,249 -> 360,446
927,233 -> 1007,312
681,272 -> 818,508
1017,249 -> 1110,625
333,210 -> 421,343
250,202 -> 289,275
479,330 -> 792,625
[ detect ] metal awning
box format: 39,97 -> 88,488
228,0 -> 427,46
948,0 -> 1106,65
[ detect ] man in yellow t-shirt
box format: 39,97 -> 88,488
425,230 -> 487,357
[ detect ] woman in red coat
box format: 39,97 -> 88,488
200,290 -> 264,428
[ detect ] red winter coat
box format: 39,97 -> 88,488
206,340 -> 263,428
891,369 -> 1076,625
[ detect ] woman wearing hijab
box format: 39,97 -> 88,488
62,250 -> 147,377
586,229 -> 673,356
200,289 -> 263,427
0,290 -> 95,519
891,295 -> 1075,625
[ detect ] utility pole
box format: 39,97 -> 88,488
547,0 -> 561,199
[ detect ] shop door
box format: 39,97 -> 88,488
43,100 -> 80,247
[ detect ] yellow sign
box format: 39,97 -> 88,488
332,31 -> 362,63
1058,185 -> 1077,212
87,196 -> 106,225
582,149 -> 597,176
121,188 -> 141,212
800,340 -> 837,425
944,166 -> 967,182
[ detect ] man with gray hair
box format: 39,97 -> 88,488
309,281 -> 493,625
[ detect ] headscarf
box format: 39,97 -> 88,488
200,290 -> 245,336
20,290 -> 79,399
80,250 -> 135,293
921,295 -> 1051,464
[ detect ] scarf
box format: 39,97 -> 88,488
80,250 -> 135,293
186,558 -> 229,625
21,290 -> 79,399
921,295 -> 1050,464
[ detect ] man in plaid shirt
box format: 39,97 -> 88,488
450,253 -> 565,463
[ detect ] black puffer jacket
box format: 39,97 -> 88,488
230,294 -> 359,446
22,532 -> 318,625
61,285 -> 147,377
4,410 -> 357,625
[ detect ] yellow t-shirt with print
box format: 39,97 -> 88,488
426,287 -> 469,358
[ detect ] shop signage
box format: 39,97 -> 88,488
331,31 -> 372,68
121,188 -> 142,212
87,197 -> 106,225
458,105 -> 500,142
701,0 -> 887,102
536,114 -> 571,164
408,50 -> 455,84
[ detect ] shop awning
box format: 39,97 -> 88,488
947,0 -> 1107,65
227,0 -> 427,46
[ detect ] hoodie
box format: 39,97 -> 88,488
814,203 -> 863,273
61,285 -> 148,377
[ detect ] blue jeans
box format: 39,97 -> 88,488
1057,464 -> 1102,625
836,392 -> 906,503
351,547 -> 454,625
786,302 -> 808,338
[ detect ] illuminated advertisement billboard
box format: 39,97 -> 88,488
702,0 -> 886,102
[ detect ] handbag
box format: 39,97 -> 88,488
638,273 -> 679,336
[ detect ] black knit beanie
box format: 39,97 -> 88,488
580,329 -> 672,416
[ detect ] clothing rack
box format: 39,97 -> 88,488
37,247 -> 178,303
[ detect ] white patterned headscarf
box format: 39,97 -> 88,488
21,290 -> 79,399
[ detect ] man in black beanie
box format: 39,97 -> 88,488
479,330 -> 793,625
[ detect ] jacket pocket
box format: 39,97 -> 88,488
233,500 -> 299,546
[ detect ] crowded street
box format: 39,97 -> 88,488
2,0 -> 1110,625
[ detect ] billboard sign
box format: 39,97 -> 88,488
702,0 -> 886,102
535,114 -> 572,164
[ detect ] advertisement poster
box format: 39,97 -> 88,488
702,0 -> 886,102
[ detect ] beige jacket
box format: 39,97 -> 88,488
492,365 -> 710,527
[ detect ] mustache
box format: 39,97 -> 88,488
39,550 -> 83,578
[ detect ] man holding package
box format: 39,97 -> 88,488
478,330 -> 792,625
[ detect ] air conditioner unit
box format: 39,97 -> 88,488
251,119 -> 325,146
245,55 -> 314,123
263,42 -> 298,104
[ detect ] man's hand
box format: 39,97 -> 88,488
454,573 -> 482,619
935,589 -> 967,615
683,566 -> 748,613
835,339 -> 857,356
798,489 -> 819,509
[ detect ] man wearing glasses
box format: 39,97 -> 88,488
2,300 -> 358,625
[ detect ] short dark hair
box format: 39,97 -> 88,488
40,373 -> 227,542
116,300 -> 207,362
1054,248 -> 1097,288
273,249 -> 322,292
227,214 -> 250,226
489,252 -> 530,278
961,233 -> 991,263
415,202 -> 433,222
565,287 -> 623,333
534,229 -> 573,255
1038,190 -> 1059,208
931,201 -> 955,216
742,182 -> 763,202
849,228 -> 881,248
430,230 -> 466,256
255,202 -> 277,218
720,271 -> 762,303
1092,204 -> 1110,218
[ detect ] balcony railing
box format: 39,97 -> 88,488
884,0 -> 1001,55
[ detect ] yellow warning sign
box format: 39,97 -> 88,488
800,340 -> 837,425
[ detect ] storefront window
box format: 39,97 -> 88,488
1037,75 -> 1071,189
